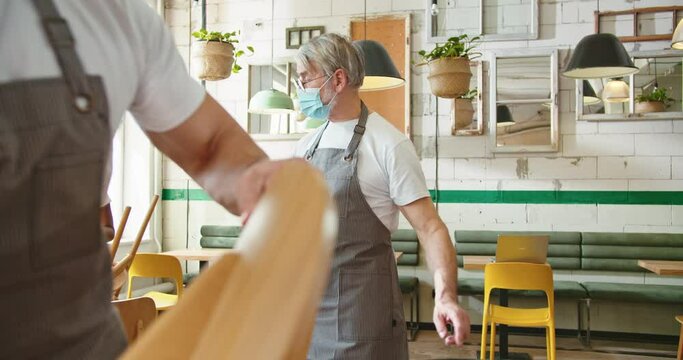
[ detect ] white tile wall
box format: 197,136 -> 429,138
597,156 -> 671,179
162,0 -> 683,331
598,205 -> 672,226
563,134 -> 634,157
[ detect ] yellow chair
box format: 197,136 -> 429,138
676,315 -> 682,360
127,253 -> 183,311
480,262 -> 556,360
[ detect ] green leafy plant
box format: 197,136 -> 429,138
418,34 -> 481,63
635,87 -> 674,105
191,28 -> 254,73
458,88 -> 478,100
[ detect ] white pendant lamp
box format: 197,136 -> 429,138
602,78 -> 629,103
672,19 -> 683,50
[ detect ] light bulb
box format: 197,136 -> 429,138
431,3 -> 439,16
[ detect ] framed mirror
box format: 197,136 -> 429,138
452,60 -> 486,136
489,48 -> 559,153
427,0 -> 539,43
247,62 -> 317,138
576,50 -> 683,121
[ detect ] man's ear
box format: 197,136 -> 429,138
333,68 -> 348,91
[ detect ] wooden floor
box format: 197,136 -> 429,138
408,330 -> 678,359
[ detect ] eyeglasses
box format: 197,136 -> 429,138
295,74 -> 328,90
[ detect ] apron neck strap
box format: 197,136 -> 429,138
304,101 -> 369,161
342,101 -> 369,161
32,0 -> 94,113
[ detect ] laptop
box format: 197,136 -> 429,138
495,235 -> 549,264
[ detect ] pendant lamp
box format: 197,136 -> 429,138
496,105 -> 514,126
356,0 -> 405,91
355,40 -> 405,91
582,80 -> 601,105
602,78 -> 629,103
562,34 -> 638,79
248,1 -> 295,114
672,19 -> 683,50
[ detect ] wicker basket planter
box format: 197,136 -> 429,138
427,57 -> 472,98
452,98 -> 474,132
191,41 -> 235,81
634,101 -> 666,114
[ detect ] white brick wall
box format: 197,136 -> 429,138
161,0 -> 683,331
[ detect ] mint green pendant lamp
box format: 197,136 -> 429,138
248,89 -> 295,114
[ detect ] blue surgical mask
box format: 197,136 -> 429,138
296,75 -> 338,119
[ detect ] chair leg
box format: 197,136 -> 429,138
480,320 -> 488,360
546,327 -> 550,360
489,322 -> 497,360
406,290 -> 419,341
585,299 -> 591,348
677,320 -> 682,360
548,323 -> 556,360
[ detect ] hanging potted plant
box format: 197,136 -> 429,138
634,87 -> 674,114
418,34 -> 480,98
191,29 -> 254,81
452,88 -> 477,133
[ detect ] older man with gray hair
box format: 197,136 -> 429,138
294,33 -> 470,359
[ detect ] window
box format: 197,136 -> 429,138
427,0 -> 539,43
577,50 -> 683,121
489,48 -> 559,153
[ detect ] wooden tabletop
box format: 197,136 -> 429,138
163,249 -> 238,261
462,255 -> 493,270
638,260 -> 683,276
394,252 -> 403,261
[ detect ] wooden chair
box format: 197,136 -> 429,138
121,161 -> 335,359
127,253 -> 183,311
109,206 -> 132,261
112,297 -> 157,343
481,262 -> 556,360
112,195 -> 160,299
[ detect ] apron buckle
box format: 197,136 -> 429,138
74,94 -> 93,113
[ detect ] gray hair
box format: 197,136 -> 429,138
295,33 -> 365,88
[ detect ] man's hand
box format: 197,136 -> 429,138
433,295 -> 470,346
234,158 -> 309,223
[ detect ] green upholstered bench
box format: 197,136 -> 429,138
392,229 -> 420,341
200,225 -> 241,249
454,230 -> 586,298
182,225 -> 241,284
579,232 -> 683,343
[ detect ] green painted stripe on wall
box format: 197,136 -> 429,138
163,188 -> 683,205
428,190 -> 683,205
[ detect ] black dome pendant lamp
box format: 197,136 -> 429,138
562,33 -> 638,79
354,0 -> 404,91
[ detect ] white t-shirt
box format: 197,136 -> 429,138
0,0 -> 205,134
1,0 -> 204,206
295,112 -> 430,232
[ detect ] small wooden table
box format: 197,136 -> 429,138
163,249 -> 238,269
394,252 -> 403,261
463,255 -> 492,270
638,260 -> 683,275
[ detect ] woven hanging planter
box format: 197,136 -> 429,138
452,98 -> 474,132
635,101 -> 666,114
427,57 -> 472,98
191,41 -> 235,81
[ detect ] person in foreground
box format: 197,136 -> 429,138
0,1 -> 295,358
294,33 -> 470,359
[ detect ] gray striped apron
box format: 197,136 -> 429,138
0,0 -> 127,358
305,102 -> 408,359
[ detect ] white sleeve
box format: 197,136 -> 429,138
126,0 -> 205,132
387,140 -> 430,206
